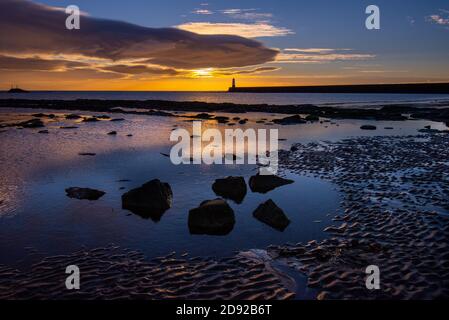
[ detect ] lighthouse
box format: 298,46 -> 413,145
232,78 -> 236,89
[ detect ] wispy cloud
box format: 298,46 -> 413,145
221,8 -> 273,21
192,9 -> 213,15
426,9 -> 449,27
176,22 -> 294,38
275,49 -> 375,64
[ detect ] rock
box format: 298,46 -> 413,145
272,115 -> 306,125
65,187 -> 105,200
253,199 -> 290,231
238,119 -> 248,124
110,118 -> 125,122
214,116 -> 230,124
249,174 -> 294,193
107,131 -> 117,135
188,199 -> 235,235
290,145 -> 299,152
60,126 -> 78,129
38,130 -> 49,134
360,125 -> 377,130
193,113 -> 213,119
82,117 -> 99,122
78,153 -> 96,156
65,114 -> 81,120
16,118 -> 45,128
384,127 -> 394,130
305,114 -> 320,121
212,176 -> 247,204
121,179 -> 173,221
96,115 -> 110,119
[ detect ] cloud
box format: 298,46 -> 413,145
192,9 -> 213,15
426,9 -> 449,27
214,66 -> 279,76
221,8 -> 273,21
0,0 -> 278,70
274,49 -> 375,64
176,22 -> 294,38
101,64 -> 181,76
0,55 -> 87,71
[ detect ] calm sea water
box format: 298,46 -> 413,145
2,91 -> 449,107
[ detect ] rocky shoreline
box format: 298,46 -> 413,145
1,98 -> 449,124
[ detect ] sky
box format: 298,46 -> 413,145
0,0 -> 448,91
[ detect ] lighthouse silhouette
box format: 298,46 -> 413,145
232,78 -> 236,89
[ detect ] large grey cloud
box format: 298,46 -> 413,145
0,0 -> 278,69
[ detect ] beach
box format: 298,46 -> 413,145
0,97 -> 448,299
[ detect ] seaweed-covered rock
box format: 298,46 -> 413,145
249,174 -> 294,194
188,199 -> 235,235
253,199 -> 290,231
212,176 -> 247,204
121,179 -> 173,221
272,115 -> 306,125
65,187 -> 105,200
16,118 -> 45,128
360,125 -> 377,130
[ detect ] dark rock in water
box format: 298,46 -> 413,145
38,130 -> 49,134
82,117 -> 99,122
214,116 -> 230,124
96,115 -> 110,119
16,118 -> 44,128
65,187 -> 105,200
65,114 -> 81,120
78,153 -> 96,156
193,113 -> 213,119
360,125 -> 377,130
127,134 -> 133,137
290,145 -> 299,152
249,174 -> 294,194
384,127 -> 394,130
305,114 -> 320,121
110,118 -> 125,122
238,119 -> 248,124
60,126 -> 78,129
424,125 -> 431,129
188,199 -> 235,235
272,115 -> 306,125
212,176 -> 247,204
107,131 -> 117,135
121,179 -> 173,221
253,199 -> 290,231
33,113 -> 55,118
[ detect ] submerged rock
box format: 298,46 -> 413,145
249,174 -> 294,194
360,125 -> 377,130
38,130 -> 49,134
107,131 -> 117,135
121,179 -> 173,221
253,199 -> 290,231
82,117 -> 99,122
212,176 -> 247,204
188,199 -> 235,235
305,114 -> 320,121
78,152 -> 96,156
272,115 -> 306,125
65,114 -> 81,120
214,116 -> 230,124
65,187 -> 105,200
16,118 -> 45,128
